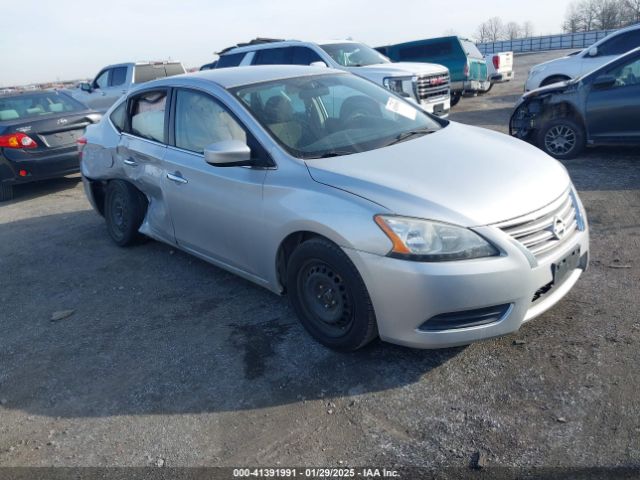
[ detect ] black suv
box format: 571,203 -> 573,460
510,47 -> 640,159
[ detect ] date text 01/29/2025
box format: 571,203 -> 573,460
232,468 -> 400,478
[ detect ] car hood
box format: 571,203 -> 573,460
523,80 -> 575,99
348,62 -> 448,77
305,122 -> 571,227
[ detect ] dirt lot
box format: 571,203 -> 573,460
0,50 -> 639,471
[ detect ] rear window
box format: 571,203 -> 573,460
216,53 -> 245,68
0,92 -> 85,121
398,40 -> 454,61
133,64 -> 185,84
461,40 -> 484,59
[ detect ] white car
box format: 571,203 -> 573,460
525,24 -> 640,91
212,39 -> 452,117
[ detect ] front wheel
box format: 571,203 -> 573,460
537,118 -> 585,159
287,238 -> 378,351
450,93 -> 462,107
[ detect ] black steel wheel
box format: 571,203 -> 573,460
287,238 -> 378,351
105,180 -> 147,246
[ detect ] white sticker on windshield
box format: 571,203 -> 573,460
385,97 -> 417,120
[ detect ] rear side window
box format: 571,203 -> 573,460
291,47 -> 323,65
599,30 -> 640,56
398,40 -> 454,61
253,47 -> 292,65
110,102 -> 126,132
217,53 -> 245,68
128,90 -> 167,143
110,67 -> 127,87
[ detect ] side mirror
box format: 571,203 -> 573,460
310,61 -> 328,68
204,140 -> 253,167
588,46 -> 598,57
592,74 -> 616,89
80,82 -> 92,92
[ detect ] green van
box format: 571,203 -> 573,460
376,36 -> 489,106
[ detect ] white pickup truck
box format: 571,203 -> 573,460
482,51 -> 514,92
71,61 -> 186,111
212,39 -> 452,117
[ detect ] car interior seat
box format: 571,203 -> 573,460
262,95 -> 302,147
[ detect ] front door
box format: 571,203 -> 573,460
585,55 -> 640,143
162,88 -> 269,277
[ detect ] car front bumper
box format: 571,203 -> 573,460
344,223 -> 589,349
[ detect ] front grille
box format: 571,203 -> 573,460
415,73 -> 450,101
495,189 -> 581,260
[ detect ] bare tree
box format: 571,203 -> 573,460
594,0 -> 622,28
476,17 -> 505,42
522,21 -> 535,37
563,3 -> 585,32
505,21 -> 522,39
622,0 -> 640,23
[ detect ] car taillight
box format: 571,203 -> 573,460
493,55 -> 500,70
77,137 -> 87,160
463,63 -> 469,78
0,132 -> 37,149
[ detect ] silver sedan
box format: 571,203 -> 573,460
80,65 -> 589,351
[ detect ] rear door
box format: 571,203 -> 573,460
585,54 -> 640,143
162,88 -> 269,276
118,88 -> 175,242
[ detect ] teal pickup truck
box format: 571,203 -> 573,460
376,36 -> 489,107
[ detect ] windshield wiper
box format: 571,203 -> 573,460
385,128 -> 436,146
305,150 -> 355,159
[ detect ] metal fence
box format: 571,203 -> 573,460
477,29 -> 620,55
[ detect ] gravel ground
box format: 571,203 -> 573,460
0,50 -> 639,471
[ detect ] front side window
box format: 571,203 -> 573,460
599,31 -> 640,56
608,56 -> 640,88
253,47 -> 292,65
94,70 -> 109,89
320,43 -> 389,67
110,67 -> 127,87
129,90 -> 167,143
174,89 -> 246,153
232,73 -> 443,159
291,47 -> 324,65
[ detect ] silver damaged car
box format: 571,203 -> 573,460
80,65 -> 589,351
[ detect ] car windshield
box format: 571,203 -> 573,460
0,91 -> 85,121
320,43 -> 390,67
231,73 -> 444,159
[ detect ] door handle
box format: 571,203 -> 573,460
167,172 -> 188,184
123,158 -> 137,166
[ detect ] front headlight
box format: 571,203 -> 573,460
374,215 -> 499,261
383,77 -> 414,99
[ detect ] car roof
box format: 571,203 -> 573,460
145,65 -> 345,90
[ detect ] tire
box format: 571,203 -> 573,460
540,75 -> 570,87
0,183 -> 13,202
481,82 -> 494,94
104,180 -> 148,246
450,93 -> 462,107
287,238 -> 378,351
537,118 -> 585,160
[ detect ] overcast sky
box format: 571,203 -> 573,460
1,0 -> 575,86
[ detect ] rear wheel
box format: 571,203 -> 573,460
537,118 -> 585,159
0,183 -> 13,202
287,238 -> 378,351
104,180 -> 147,246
